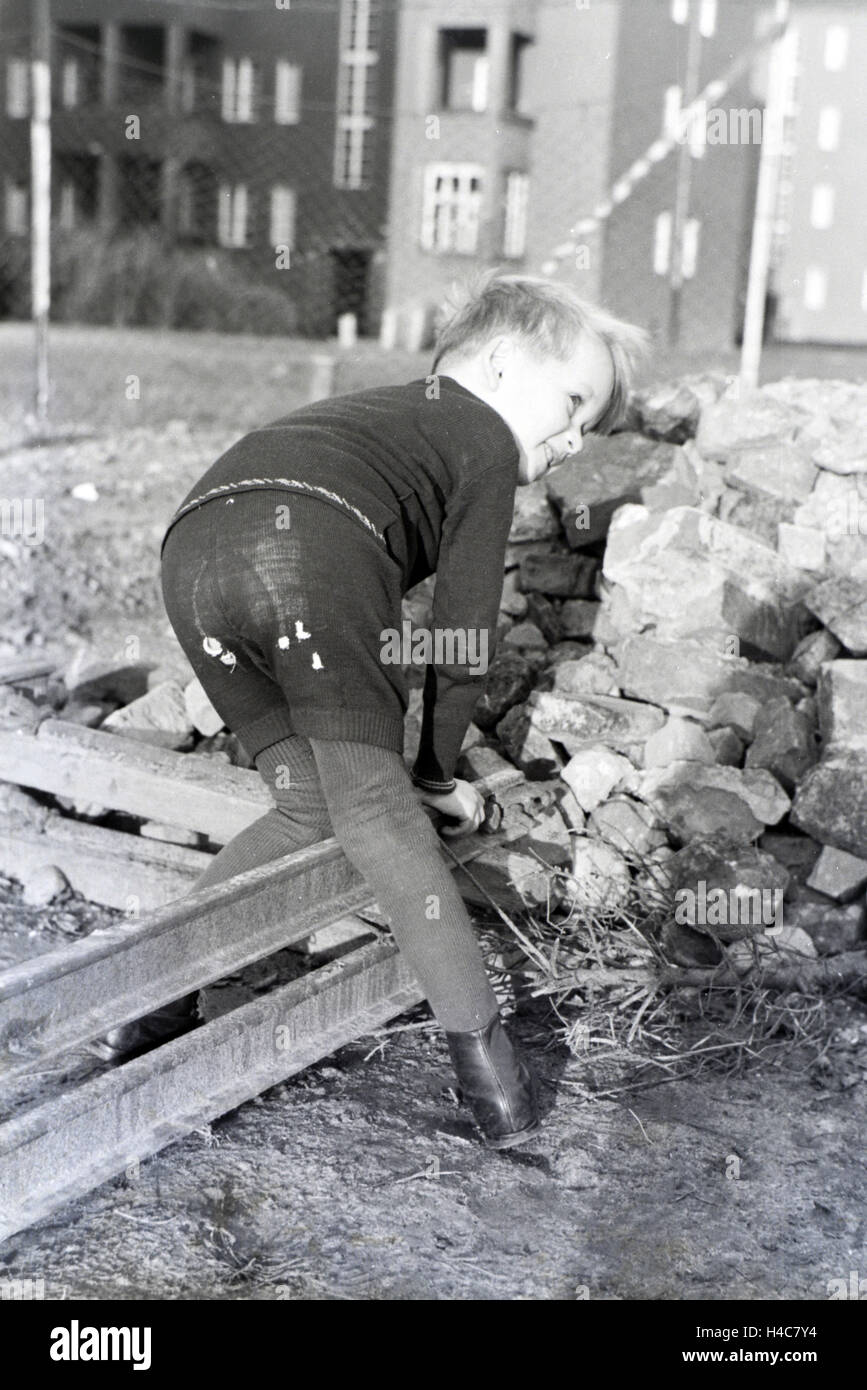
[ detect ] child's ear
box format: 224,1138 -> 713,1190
486,336 -> 513,387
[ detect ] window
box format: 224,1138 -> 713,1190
334,0 -> 379,189
508,35 -> 531,113
222,58 -> 258,123
503,172 -> 529,258
663,85 -> 682,141
862,270 -> 867,313
218,183 -> 249,247
275,61 -> 302,124
653,211 -> 672,275
803,266 -> 827,311
688,99 -> 707,158
6,58 -> 29,118
671,0 -> 689,25
421,164 -> 483,254
440,29 -> 488,113
682,218 -> 701,278
60,58 -> 80,109
58,181 -> 76,231
270,185 -> 296,248
817,107 -> 841,152
824,26 -> 848,72
5,178 -> 28,235
181,62 -> 196,114
698,0 -> 717,39
810,184 -> 835,230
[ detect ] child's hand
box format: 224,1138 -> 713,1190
416,779 -> 486,836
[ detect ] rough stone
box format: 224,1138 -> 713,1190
744,697 -> 818,791
0,687 -> 50,733
457,846 -> 563,913
643,716 -> 716,768
776,523 -> 826,572
184,677 -> 224,738
499,570 -> 529,619
527,691 -> 665,759
473,652 -> 534,732
558,599 -> 601,640
637,762 -> 791,844
805,573 -> 867,656
548,651 -> 620,697
457,742 -> 520,786
708,692 -> 761,742
811,423 -> 867,475
791,752 -> 867,859
545,641 -> 592,667
509,478 -> 563,541
560,746 -> 637,812
806,844 -> 867,902
614,634 -> 805,718
21,863 -> 69,907
787,627 -> 842,686
589,796 -> 667,857
695,391 -> 814,463
59,700 -> 113,728
816,660 -> 867,753
602,505 -> 812,662
667,839 -> 789,942
524,592 -> 562,645
628,379 -> 702,443
495,704 -> 562,779
544,434 -> 678,547
708,727 -> 745,766
101,680 -> 195,750
519,552 -> 596,598
726,925 -> 818,975
726,444 -> 818,504
565,837 -> 632,912
501,621 -> 548,655
784,897 -> 865,955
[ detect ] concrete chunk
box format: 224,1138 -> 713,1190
638,762 -> 791,844
615,634 -> 805,718
806,574 -> 867,656
545,435 -> 678,547
643,716 -> 716,768
528,690 -> 665,758
806,844 -> 867,902
817,660 -> 867,753
102,680 -> 195,750
791,752 -> 867,859
560,746 -> 636,812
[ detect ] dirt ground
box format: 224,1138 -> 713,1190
1,324 -> 866,1301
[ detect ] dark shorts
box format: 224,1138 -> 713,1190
160,489 -> 408,761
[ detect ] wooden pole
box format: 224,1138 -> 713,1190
667,2 -> 703,349
30,0 -> 52,424
740,0 -> 793,393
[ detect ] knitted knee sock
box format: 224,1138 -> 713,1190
192,737 -> 333,892
307,737 -> 499,1033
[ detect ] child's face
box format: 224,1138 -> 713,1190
489,331 -> 615,485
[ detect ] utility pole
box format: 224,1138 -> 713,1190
667,1 -> 703,349
31,0 -> 52,424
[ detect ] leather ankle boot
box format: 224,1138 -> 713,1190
446,1012 -> 540,1149
89,992 -> 201,1063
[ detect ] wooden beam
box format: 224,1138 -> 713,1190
0,816 -> 503,1081
0,659 -> 57,686
0,940 -> 423,1242
0,810 -> 212,911
0,720 -> 272,843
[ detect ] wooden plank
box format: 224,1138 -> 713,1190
0,820 -> 498,1080
0,810 -> 212,911
0,658 -> 57,686
0,939 -> 423,1242
0,719 -> 271,843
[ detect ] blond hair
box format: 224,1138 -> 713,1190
432,271 -> 649,434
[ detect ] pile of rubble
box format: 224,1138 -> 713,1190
438,373 -> 866,976
2,372 -> 866,988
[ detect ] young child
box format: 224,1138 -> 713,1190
103,273 -> 647,1149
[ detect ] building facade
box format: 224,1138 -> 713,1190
382,0 -> 767,350
771,2 -> 867,344
0,0 -> 396,333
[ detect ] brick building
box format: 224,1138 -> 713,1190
771,2 -> 867,345
0,0 -> 396,333
382,0 -> 767,350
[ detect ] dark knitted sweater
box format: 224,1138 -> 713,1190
162,376 -> 520,790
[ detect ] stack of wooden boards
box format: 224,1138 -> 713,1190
0,656 -> 564,1239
